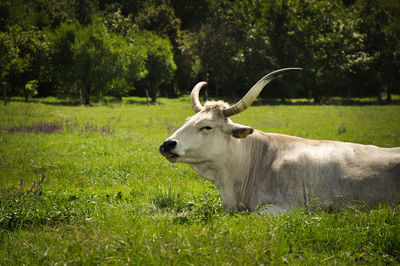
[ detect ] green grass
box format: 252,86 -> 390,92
1,98 -> 400,264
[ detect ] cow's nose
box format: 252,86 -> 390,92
159,140 -> 177,153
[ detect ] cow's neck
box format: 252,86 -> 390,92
190,130 -> 275,211
232,131 -> 276,210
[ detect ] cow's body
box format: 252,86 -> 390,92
194,129 -> 400,212
159,69 -> 400,212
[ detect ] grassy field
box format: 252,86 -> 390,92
1,97 -> 400,265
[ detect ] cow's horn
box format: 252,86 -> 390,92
223,68 -> 302,117
190,81 -> 207,113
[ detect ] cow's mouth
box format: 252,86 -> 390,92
159,148 -> 179,161
164,152 -> 179,160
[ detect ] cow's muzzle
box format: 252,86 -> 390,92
159,140 -> 179,160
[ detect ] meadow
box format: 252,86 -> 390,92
1,97 -> 400,265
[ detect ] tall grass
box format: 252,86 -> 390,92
0,99 -> 399,264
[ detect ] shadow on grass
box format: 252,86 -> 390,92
5,95 -> 400,107
8,97 -> 82,106
6,96 -> 167,106
247,96 -> 400,106
122,98 -> 164,105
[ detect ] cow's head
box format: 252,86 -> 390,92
159,68 -> 301,164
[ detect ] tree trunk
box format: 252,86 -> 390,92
377,91 -> 382,103
347,88 -> 351,105
80,88 -> 84,105
386,86 -> 392,104
3,83 -> 7,106
313,94 -> 321,104
145,89 -> 149,105
24,87 -> 28,102
84,91 -> 90,105
203,87 -> 208,102
150,91 -> 157,103
84,85 -> 91,105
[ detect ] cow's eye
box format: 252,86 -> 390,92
200,126 -> 213,131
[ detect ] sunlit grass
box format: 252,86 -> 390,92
0,98 -> 399,264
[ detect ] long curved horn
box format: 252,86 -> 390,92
223,68 -> 302,117
190,81 -> 207,113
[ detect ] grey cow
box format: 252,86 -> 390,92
160,68 -> 400,213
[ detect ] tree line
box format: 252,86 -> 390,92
1,0 -> 399,104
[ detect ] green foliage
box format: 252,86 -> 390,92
1,0 -> 399,103
48,19 -> 150,104
46,21 -> 78,89
73,18 -> 121,104
356,0 -> 400,103
0,25 -> 50,102
135,1 -> 181,42
0,0 -> 97,30
24,80 -> 39,100
134,2 -> 182,98
134,31 -> 177,102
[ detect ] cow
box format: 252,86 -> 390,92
159,68 -> 400,213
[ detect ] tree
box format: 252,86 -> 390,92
195,1 -> 256,99
0,0 -> 90,30
356,0 -> 400,103
135,1 -> 183,97
73,19 -> 149,104
170,0 -> 210,30
249,0 -> 373,102
0,30 -> 16,105
49,19 -> 148,104
103,7 -> 177,101
129,30 -> 177,102
46,21 -> 79,98
0,25 -> 49,103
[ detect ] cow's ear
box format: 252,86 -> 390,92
229,124 -> 254,138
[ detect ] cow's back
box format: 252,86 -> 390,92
261,132 -> 400,209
